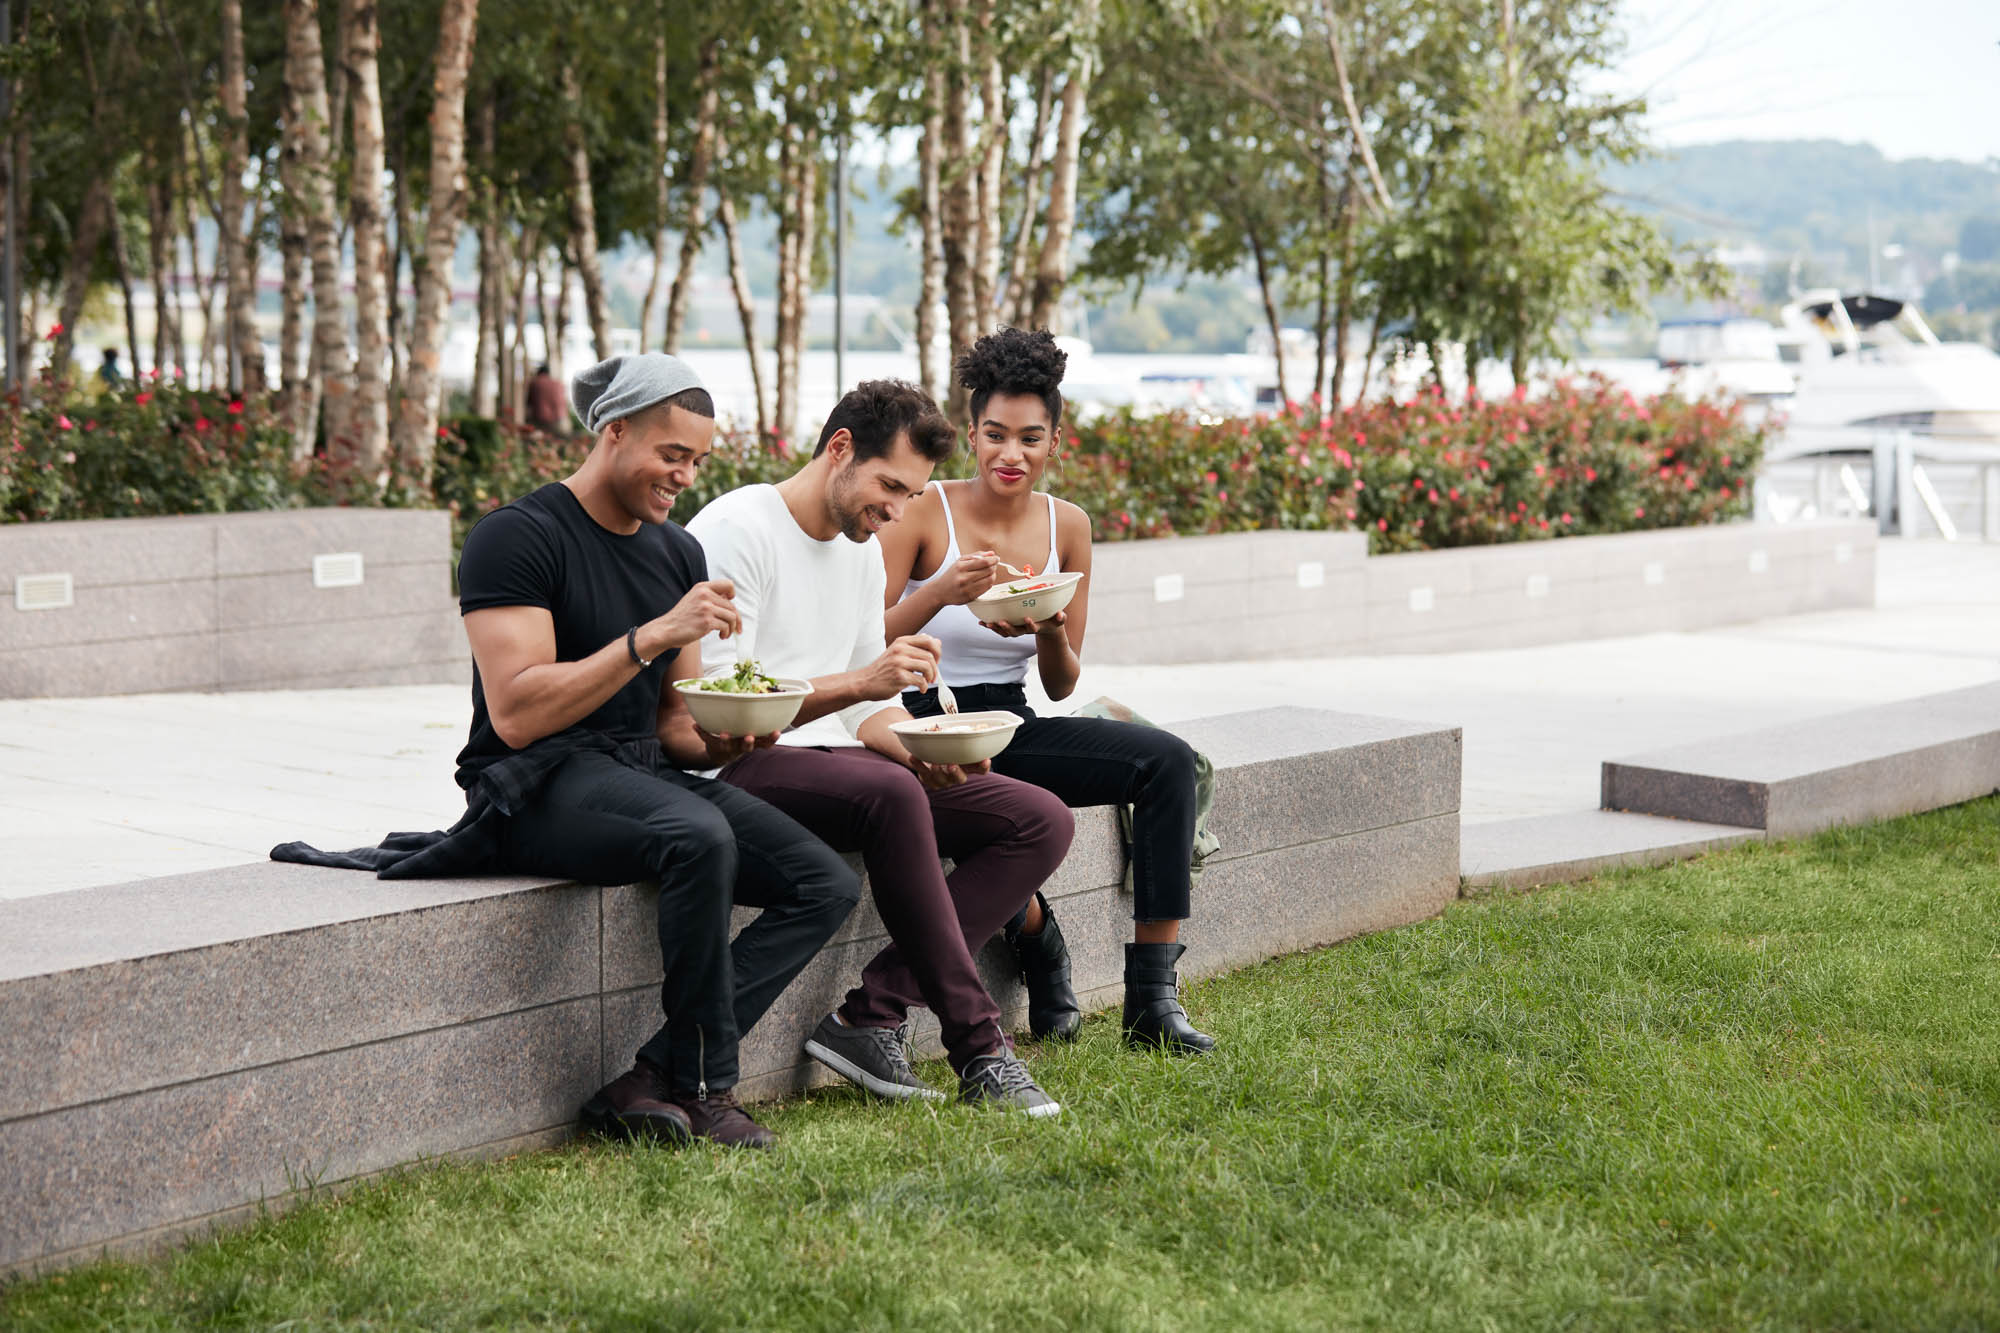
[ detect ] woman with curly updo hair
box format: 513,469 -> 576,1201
878,326 -> 1214,1055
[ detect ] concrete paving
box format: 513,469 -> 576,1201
3,537 -> 1996,901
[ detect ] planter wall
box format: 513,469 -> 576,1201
0,510 -> 470,698
1082,520 -> 1875,664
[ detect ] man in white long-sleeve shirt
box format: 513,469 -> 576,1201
687,380 -> 1071,1116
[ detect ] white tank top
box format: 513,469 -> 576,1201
902,483 -> 1062,687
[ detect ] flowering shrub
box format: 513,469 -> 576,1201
4,374 -> 1762,559
1063,377 -> 1764,551
0,377 -> 302,523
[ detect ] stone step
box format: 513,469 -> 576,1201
1459,810 -> 1762,891
1601,682 -> 2000,837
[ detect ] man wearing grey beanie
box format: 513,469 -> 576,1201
283,353 -> 860,1149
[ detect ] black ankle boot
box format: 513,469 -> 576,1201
1122,942 -> 1215,1055
1005,893 -> 1082,1042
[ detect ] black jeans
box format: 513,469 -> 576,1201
497,749 -> 859,1095
905,683 -> 1199,922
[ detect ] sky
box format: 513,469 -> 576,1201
1611,0 -> 2000,163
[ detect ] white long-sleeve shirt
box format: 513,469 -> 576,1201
686,483 -> 898,748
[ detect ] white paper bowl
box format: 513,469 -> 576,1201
967,570 -> 1084,627
674,675 -> 814,736
889,710 -> 1024,766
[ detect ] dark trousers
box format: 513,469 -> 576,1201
907,683 -> 1200,922
497,749 -> 859,1095
719,744 -> 1074,1071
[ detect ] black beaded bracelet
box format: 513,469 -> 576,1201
626,625 -> 652,668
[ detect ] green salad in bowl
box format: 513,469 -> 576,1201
674,660 -> 814,736
688,660 -> 786,695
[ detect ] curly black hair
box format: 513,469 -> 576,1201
954,326 -> 1067,429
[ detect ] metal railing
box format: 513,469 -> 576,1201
1755,429 -> 2000,542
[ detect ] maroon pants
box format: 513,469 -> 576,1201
720,744 -> 1074,1071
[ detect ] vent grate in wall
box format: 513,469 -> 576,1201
312,552 -> 365,588
15,572 -> 74,611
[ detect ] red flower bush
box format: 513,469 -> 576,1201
1060,376 -> 1764,551
4,374 -> 1764,565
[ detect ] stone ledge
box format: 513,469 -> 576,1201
1601,683 -> 2000,837
0,705 -> 1460,1275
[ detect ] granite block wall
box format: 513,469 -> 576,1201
0,705 -> 1459,1274
0,511 -> 470,698
1083,520 -> 1875,663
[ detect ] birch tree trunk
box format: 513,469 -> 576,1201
344,0 -> 391,482
472,225 -> 499,415
391,0 -> 478,486
636,21 -> 669,349
330,0 -> 354,175
555,251 -> 575,374
1249,224 -> 1288,408
534,249 -> 557,380
714,170 -> 767,436
107,205 -> 142,379
471,219 -> 501,416
220,0 -> 263,394
915,50 -> 945,402
286,0 -> 346,460
559,60 -> 612,361
9,123 -> 30,378
146,177 -> 185,379
1002,64 -> 1054,326
471,99 -> 499,416
278,49 -> 312,433
387,131 -> 410,399
505,224 -> 536,418
51,178 -> 107,380
1311,161 -> 1333,406
1027,28 -> 1095,331
972,30 -> 1007,325
773,128 -> 798,444
940,3 -> 977,414
662,38 -> 720,355
1330,177 -> 1358,406
176,130 -> 220,389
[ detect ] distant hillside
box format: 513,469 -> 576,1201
1607,140 -> 2000,271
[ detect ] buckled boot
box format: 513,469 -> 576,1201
1122,942 -> 1215,1055
1004,892 -> 1082,1042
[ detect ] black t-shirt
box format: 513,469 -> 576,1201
454,482 -> 706,785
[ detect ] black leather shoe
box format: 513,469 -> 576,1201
581,1058 -> 694,1144
1122,942 -> 1215,1055
1005,893 -> 1083,1042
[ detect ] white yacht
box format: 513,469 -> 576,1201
1771,290 -> 2000,456
1653,317 -> 1798,407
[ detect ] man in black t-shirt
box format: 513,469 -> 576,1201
455,353 -> 859,1149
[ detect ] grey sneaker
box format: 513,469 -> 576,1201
803,1013 -> 945,1102
958,1050 -> 1062,1118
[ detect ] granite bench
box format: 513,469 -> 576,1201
1601,682 -> 2000,837
0,705 -> 1460,1276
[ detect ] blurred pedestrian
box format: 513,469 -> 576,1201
526,362 -> 566,432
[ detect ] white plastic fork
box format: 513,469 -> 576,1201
937,681 -> 959,715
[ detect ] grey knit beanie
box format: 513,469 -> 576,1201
571,353 -> 707,433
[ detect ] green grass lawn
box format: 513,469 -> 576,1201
8,799 -> 1999,1331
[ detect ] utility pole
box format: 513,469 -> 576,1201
833,130 -> 847,395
